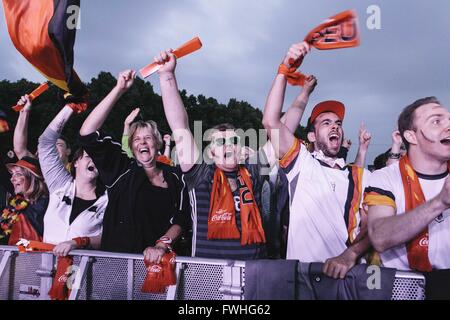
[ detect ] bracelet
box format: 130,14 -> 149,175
388,152 -> 402,160
156,236 -> 173,252
73,237 -> 91,249
68,102 -> 88,114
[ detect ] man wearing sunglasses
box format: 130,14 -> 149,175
154,49 -> 277,260
263,42 -> 372,279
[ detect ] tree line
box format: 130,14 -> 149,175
0,72 -> 306,158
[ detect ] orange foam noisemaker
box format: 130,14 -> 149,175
12,82 -> 50,112
140,37 -> 203,78
304,10 -> 360,50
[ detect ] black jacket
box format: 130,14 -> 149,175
79,131 -> 190,254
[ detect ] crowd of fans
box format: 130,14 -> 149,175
1,41 -> 449,284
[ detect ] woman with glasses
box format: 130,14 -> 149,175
0,156 -> 49,245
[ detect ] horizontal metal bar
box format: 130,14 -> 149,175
1,245 -> 246,267
62,249 -> 246,267
395,270 -> 426,281
1,245 -> 427,281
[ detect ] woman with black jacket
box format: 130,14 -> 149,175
79,70 -> 190,263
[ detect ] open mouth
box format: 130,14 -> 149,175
139,147 -> 150,154
87,165 -> 95,172
441,137 -> 450,145
329,132 -> 340,143
224,152 -> 234,159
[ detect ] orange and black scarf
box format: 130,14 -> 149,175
345,165 -> 365,245
208,167 -> 266,246
399,156 -> 450,272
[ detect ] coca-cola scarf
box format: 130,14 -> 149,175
208,167 -> 266,245
399,156 -> 450,272
142,251 -> 176,294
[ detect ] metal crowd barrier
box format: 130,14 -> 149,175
0,245 -> 425,300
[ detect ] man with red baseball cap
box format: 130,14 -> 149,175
263,41 -> 372,279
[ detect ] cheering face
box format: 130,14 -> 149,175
74,151 -> 99,181
209,130 -> 242,172
9,166 -> 30,195
131,127 -> 158,167
411,104 -> 450,160
309,112 -> 344,158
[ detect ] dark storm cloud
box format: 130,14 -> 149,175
1,0 -> 449,163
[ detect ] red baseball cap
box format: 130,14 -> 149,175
308,100 -> 346,128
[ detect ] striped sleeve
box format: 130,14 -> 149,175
280,138 -> 302,172
363,169 -> 397,210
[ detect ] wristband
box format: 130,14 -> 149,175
388,152 -> 402,160
68,102 -> 88,114
73,237 -> 91,249
156,236 -> 173,252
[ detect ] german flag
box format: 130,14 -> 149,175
2,0 -> 87,98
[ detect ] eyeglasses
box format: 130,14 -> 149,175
10,172 -> 25,179
212,136 -> 241,146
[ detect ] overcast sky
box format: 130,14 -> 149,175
1,0 -> 449,164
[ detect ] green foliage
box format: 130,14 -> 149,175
1,72 -> 303,155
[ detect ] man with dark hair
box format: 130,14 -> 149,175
397,97 -> 441,150
365,97 -> 450,271
263,42 -> 372,279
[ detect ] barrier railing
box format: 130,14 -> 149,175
0,245 -> 425,300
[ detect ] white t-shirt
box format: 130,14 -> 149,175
366,162 -> 450,271
280,139 -> 370,262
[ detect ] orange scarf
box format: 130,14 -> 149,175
208,167 -> 266,245
142,252 -> 177,294
399,156 -> 450,272
17,239 -> 86,300
278,62 -> 307,87
48,256 -> 74,300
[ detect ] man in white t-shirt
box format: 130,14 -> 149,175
263,42 -> 372,279
365,97 -> 450,271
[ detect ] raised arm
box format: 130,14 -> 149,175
80,70 -> 135,136
38,105 -> 75,192
353,122 -> 372,167
386,130 -> 403,166
281,75 -> 317,134
368,177 -> 450,252
262,42 -> 310,159
13,95 -> 34,159
156,50 -> 199,172
162,134 -> 172,158
122,107 -> 140,158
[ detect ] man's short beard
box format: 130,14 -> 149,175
316,140 -> 338,158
